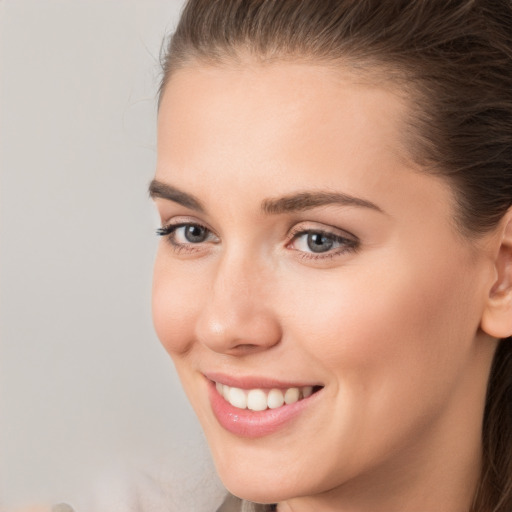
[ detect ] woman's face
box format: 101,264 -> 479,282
152,62 -> 495,507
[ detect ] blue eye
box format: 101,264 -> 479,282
156,222 -> 217,248
304,232 -> 335,253
176,224 -> 209,243
291,229 -> 358,257
156,222 -> 358,260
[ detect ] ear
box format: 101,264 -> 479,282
480,208 -> 512,339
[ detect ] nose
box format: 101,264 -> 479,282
194,251 -> 282,356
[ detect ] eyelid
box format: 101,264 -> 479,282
156,217 -> 359,260
156,218 -> 220,254
286,222 -> 360,259
287,222 -> 358,243
158,215 -> 217,235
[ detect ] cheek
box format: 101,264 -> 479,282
275,251 -> 481,468
286,249 -> 479,394
152,252 -> 201,356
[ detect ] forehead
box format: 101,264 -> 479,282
155,61 -> 457,231
158,62 -> 418,188
157,60 -> 412,168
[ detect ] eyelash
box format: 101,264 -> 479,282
156,223 -> 216,254
156,222 -> 359,260
287,226 -> 359,260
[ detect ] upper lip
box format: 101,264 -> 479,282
203,371 -> 323,390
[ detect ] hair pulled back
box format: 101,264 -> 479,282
159,2 -> 512,511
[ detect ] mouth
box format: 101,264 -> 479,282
215,381 -> 323,411
205,375 -> 324,437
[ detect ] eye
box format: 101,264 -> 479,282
298,232 -> 336,253
289,228 -> 359,258
174,224 -> 209,243
156,222 -> 218,249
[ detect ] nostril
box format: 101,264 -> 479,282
229,342 -> 268,354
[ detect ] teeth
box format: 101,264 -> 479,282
267,389 -> 285,409
284,387 -> 300,404
302,386 -> 313,398
229,387 -> 248,409
247,389 -> 268,411
216,383 -> 317,411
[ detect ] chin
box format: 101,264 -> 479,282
213,452 -> 327,506
222,479 -> 292,505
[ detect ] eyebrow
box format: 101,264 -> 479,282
262,191 -> 383,214
149,179 -> 383,215
149,179 -> 205,213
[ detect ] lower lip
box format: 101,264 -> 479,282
207,380 -> 321,438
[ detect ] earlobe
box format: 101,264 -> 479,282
480,208 -> 512,339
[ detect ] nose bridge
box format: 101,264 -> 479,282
217,248 -> 261,305
195,245 -> 281,353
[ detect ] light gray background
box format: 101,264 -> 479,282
0,1 -> 223,509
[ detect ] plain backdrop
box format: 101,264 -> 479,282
0,1 -> 223,509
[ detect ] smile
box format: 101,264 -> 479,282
206,374 -> 324,437
215,382 -> 318,411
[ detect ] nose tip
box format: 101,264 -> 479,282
194,261 -> 282,355
196,309 -> 282,355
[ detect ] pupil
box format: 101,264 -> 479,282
185,225 -> 207,243
307,233 -> 333,253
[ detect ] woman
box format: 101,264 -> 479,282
150,1 -> 512,511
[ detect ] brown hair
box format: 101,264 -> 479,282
159,1 -> 512,511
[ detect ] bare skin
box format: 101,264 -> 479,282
152,60 -> 511,512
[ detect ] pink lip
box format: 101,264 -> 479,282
205,375 -> 323,438
204,371 -> 321,390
